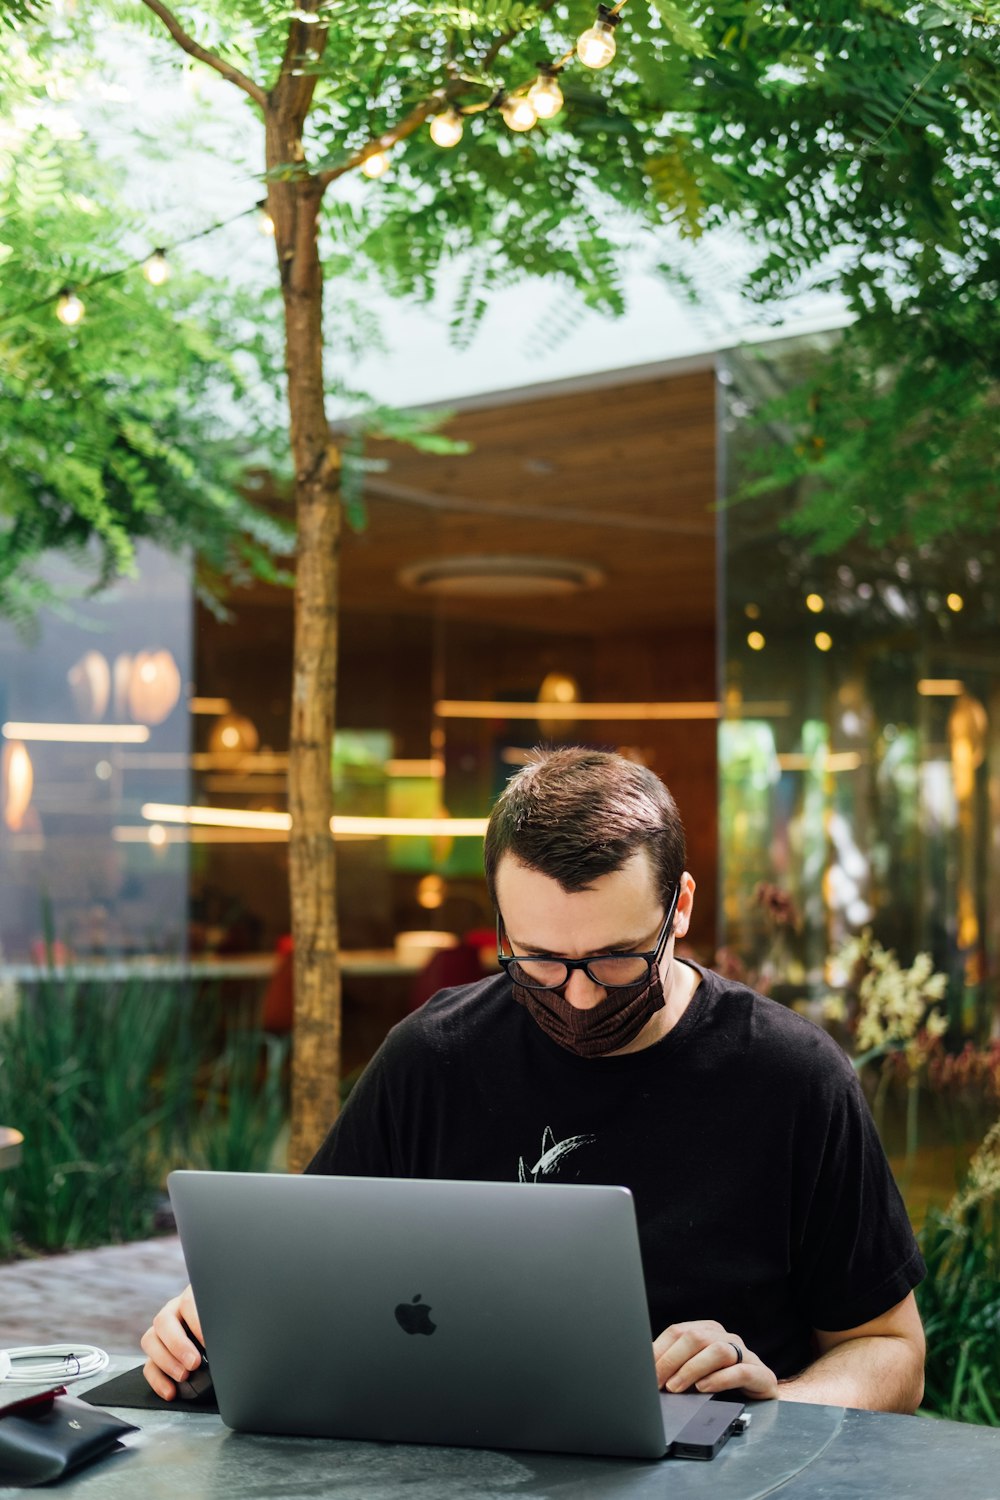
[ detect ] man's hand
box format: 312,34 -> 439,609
653,1320 -> 779,1401
140,1284 -> 204,1400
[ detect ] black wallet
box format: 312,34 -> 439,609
0,1386 -> 139,1487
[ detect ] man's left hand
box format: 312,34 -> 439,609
653,1320 -> 778,1400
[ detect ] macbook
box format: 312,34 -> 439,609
168,1170 -> 743,1460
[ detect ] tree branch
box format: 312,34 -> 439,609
316,90 -> 448,189
316,0 -> 562,191
140,0 -> 268,110
274,5 -> 329,121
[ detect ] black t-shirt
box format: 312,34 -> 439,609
307,963 -> 925,1379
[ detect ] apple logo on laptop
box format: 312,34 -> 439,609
395,1294 -> 436,1335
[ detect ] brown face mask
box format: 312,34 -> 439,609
511,964 -> 666,1058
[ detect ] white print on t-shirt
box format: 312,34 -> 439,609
518,1124 -> 596,1183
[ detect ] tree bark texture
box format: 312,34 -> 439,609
265,111 -> 342,1173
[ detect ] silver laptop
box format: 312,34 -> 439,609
168,1170 -> 733,1459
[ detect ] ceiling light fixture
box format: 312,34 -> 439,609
399,556 -> 604,598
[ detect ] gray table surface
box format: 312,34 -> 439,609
3,1356 -> 999,1498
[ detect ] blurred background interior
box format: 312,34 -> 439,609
1,336 -> 997,1079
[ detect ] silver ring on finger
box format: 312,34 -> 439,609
728,1342 -> 744,1366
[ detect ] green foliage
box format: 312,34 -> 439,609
0,0 -> 46,25
918,1122 -> 1000,1425
734,299 -> 997,552
0,975 -> 287,1256
0,35 -> 295,624
185,1025 -> 288,1175
3,0 -> 998,597
339,404 -> 471,528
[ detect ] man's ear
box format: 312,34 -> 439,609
672,872 -> 696,939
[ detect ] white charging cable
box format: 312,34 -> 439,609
0,1345 -> 110,1384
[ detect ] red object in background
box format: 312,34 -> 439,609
408,934 -> 492,1012
261,930 -> 496,1033
261,937 -> 295,1033
29,939 -> 72,967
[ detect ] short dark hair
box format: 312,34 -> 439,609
484,747 -> 686,911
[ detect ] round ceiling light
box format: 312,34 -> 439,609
398,556 -> 605,598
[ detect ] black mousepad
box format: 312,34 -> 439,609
80,1365 -> 219,1414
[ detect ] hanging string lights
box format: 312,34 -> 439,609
31,0 -> 632,325
527,66 -> 564,119
8,200 -> 267,330
499,92 -> 539,132
428,108 -> 464,148
360,148 -> 392,178
419,0 -> 627,151
56,289 -> 85,326
576,4 -> 623,69
142,248 -> 170,285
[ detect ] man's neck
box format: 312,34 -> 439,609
608,958 -> 700,1056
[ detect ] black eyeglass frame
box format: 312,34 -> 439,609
496,883 -> 681,992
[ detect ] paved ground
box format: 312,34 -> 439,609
0,1235 -> 188,1355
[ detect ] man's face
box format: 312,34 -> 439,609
495,850 -> 684,1012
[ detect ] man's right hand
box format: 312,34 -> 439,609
140,1284 -> 204,1400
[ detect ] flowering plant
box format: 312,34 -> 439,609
822,930 -> 949,1069
820,930 -> 952,1176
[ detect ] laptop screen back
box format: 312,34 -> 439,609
168,1171 -> 673,1459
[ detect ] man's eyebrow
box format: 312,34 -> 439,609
506,931 -> 651,956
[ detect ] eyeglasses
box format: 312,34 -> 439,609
497,884 -> 680,992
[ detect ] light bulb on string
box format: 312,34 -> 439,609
429,109 -> 463,148
256,200 -> 276,236
361,148 -> 391,179
499,94 -> 538,133
56,288 -> 85,326
527,68 -> 564,119
576,5 -> 621,69
143,248 -> 170,286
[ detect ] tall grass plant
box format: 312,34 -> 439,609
917,1121 -> 1000,1426
0,973 -> 287,1256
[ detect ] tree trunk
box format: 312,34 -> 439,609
265,115 -> 342,1172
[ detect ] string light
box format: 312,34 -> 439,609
361,148 -> 391,178
25,1 -> 636,322
815,631 -> 833,652
947,592 -> 964,612
747,631 -> 765,651
805,592 -> 824,613
8,200 -> 270,331
429,109 -> 464,148
527,67 -> 564,119
56,288 -> 85,325
142,248 -> 170,285
499,93 -> 538,132
576,4 -> 622,69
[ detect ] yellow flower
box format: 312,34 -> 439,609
822,994 -> 848,1023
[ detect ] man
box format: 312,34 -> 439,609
143,748 -> 926,1411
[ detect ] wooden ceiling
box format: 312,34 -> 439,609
338,364 -> 718,638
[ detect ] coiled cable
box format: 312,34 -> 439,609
0,1344 -> 110,1384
